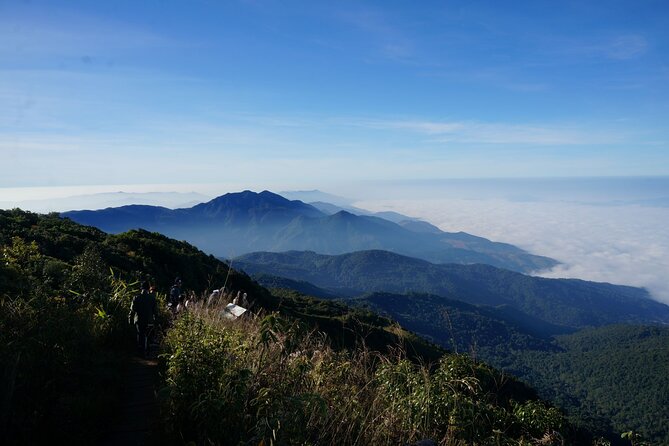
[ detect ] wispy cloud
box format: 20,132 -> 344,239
417,64 -> 552,92
561,34 -> 649,61
354,119 -> 625,145
376,121 -> 465,134
336,6 -> 417,63
197,113 -> 631,147
603,35 -> 649,60
0,135 -> 87,153
0,12 -> 177,61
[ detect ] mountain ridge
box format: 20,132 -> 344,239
63,190 -> 557,273
236,249 -> 669,329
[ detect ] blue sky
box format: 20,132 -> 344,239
2,0 -> 668,190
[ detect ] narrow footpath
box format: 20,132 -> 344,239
100,355 -> 160,446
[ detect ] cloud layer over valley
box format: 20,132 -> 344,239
356,183 -> 669,304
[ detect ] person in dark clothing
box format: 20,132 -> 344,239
129,281 -> 157,355
168,278 -> 182,312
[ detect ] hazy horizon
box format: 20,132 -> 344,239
2,173 -> 668,206
2,176 -> 668,305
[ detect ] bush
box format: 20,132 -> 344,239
0,242 -> 135,443
160,306 -> 569,445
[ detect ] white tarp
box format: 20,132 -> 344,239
223,303 -> 247,320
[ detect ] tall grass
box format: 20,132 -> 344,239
0,287 -> 128,444
0,239 -> 154,444
160,304 -> 566,445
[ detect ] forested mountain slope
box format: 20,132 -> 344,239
237,249 -> 669,328
508,325 -> 669,444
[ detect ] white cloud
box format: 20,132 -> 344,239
356,197 -> 669,304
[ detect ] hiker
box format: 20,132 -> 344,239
207,289 -> 220,307
129,281 -> 157,355
168,278 -> 182,313
184,290 -> 197,310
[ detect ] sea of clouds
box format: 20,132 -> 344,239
355,196 -> 669,304
4,179 -> 667,304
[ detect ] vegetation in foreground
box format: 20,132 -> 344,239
0,208 -> 238,444
0,232 -> 139,443
161,306 -> 569,446
341,292 -> 668,444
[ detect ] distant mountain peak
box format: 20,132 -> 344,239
202,190 -> 296,206
331,210 -> 357,218
191,190 -> 324,219
63,189 -> 556,273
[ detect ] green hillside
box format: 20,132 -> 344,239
237,250 -> 669,329
350,292 -> 564,356
507,325 -> 669,444
251,272 -> 340,299
1,209 -> 587,445
240,250 -> 669,444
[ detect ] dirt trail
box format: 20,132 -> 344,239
100,355 -> 160,446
